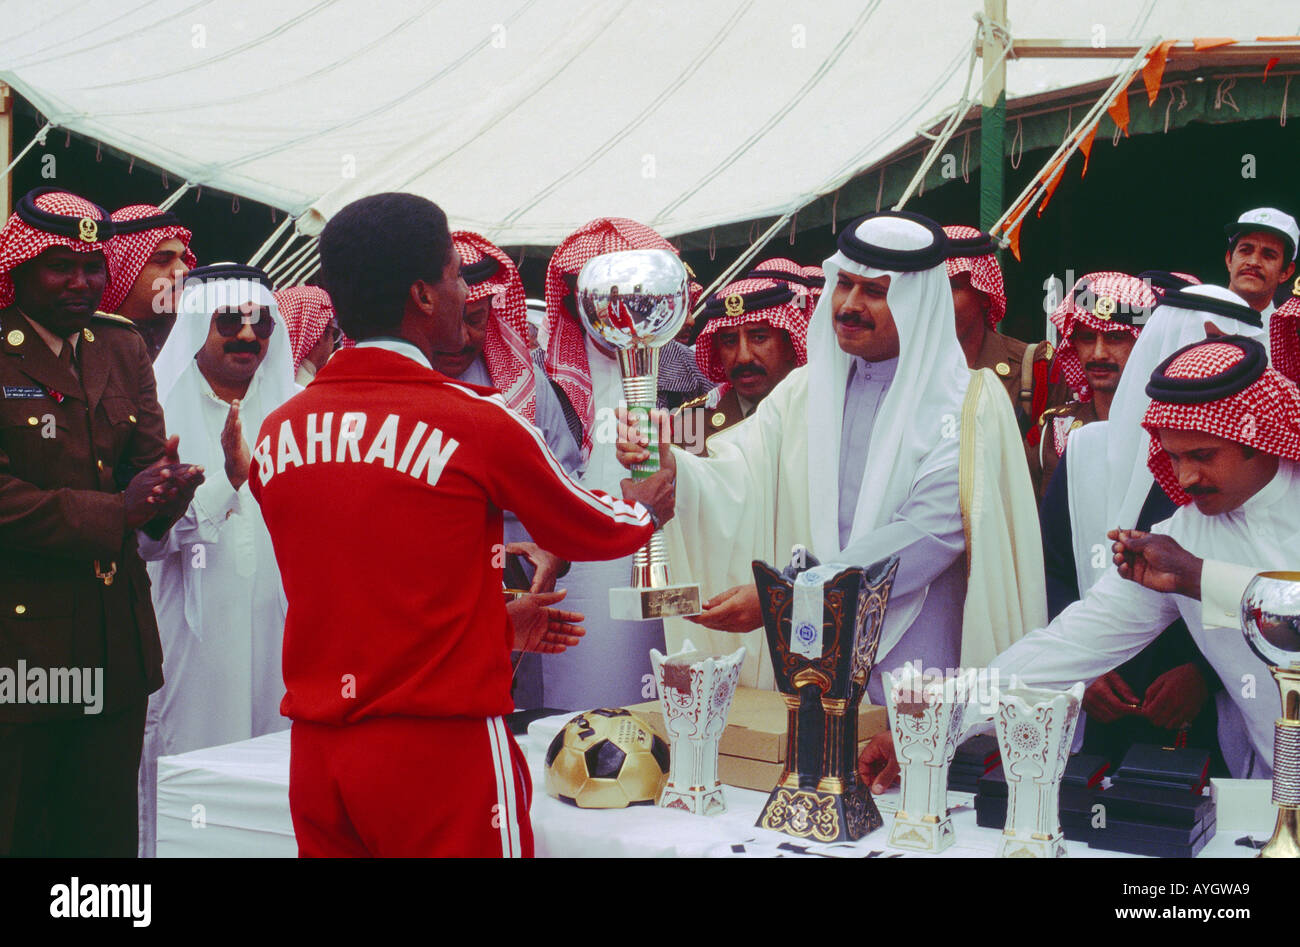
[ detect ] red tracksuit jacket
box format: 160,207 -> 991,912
249,346 -> 653,725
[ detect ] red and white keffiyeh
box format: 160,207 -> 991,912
273,286 -> 336,371
543,217 -> 699,459
1269,291 -> 1300,385
1051,271 -> 1155,401
453,230 -> 535,423
1143,339 -> 1300,505
0,189 -> 113,309
101,204 -> 197,314
942,224 -> 1006,327
693,269 -> 815,391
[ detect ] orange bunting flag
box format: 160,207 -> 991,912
1079,122 -> 1099,178
1037,156 -> 1068,217
1142,40 -> 1177,105
1007,219 -> 1023,262
1107,85 -> 1131,137
1265,56 -> 1281,80
1192,37 -> 1237,51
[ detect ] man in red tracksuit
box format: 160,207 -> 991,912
250,193 -> 674,857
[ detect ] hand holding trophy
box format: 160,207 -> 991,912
577,249 -> 701,621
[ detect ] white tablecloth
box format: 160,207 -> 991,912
154,714 -> 1274,858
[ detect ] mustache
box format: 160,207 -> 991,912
224,340 -> 262,354
1185,485 -> 1218,497
1084,361 -> 1120,373
835,311 -> 873,328
730,364 -> 767,380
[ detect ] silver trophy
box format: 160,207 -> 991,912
1240,571 -> 1300,858
576,249 -> 702,620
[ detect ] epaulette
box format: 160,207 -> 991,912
678,392 -> 710,411
91,311 -> 138,327
1031,339 -> 1055,362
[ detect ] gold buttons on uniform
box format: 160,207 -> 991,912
7,329 -> 23,346
995,361 -> 1011,377
1070,419 -> 1084,431
711,412 -> 726,427
14,605 -> 26,615
27,416 -> 38,426
128,414 -> 137,423
82,328 -> 94,343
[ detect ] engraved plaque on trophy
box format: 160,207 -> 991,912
650,640 -> 746,816
994,683 -> 1085,858
884,665 -> 969,852
1240,571 -> 1300,858
751,548 -> 898,843
576,249 -> 702,621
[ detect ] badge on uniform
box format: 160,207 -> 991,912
2,385 -> 47,399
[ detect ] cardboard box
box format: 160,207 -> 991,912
623,686 -> 888,792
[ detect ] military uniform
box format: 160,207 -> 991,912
670,387 -> 750,457
1035,399 -> 1100,498
0,308 -> 168,856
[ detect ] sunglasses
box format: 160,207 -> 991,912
214,306 -> 275,339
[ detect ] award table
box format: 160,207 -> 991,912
154,714 -> 1274,858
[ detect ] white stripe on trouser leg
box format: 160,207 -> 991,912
493,716 -> 522,857
486,718 -> 513,857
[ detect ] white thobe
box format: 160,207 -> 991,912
662,365 -> 1036,704
135,379 -> 289,856
981,460 -> 1300,778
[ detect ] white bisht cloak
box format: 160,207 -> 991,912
661,216 -> 1045,690
136,269 -> 299,855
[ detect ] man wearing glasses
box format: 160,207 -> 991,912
135,262 -> 299,856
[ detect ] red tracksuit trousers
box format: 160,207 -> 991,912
290,715 -> 534,857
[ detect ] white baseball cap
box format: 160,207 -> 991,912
1225,207 -> 1299,261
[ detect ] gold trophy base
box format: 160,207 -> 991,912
756,785 -> 882,843
889,813 -> 956,853
1260,807 -> 1300,858
610,583 -> 702,621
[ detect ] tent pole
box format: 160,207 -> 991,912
0,85 -> 10,222
979,0 -> 1007,235
247,213 -> 294,267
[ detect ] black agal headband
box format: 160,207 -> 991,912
1156,288 -> 1263,329
945,229 -> 998,258
15,187 -> 113,244
185,262 -> 273,290
837,211 -> 949,272
111,210 -> 184,235
1145,335 -> 1268,404
1137,270 -> 1198,294
700,284 -> 797,324
460,255 -> 501,287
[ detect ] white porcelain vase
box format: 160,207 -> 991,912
650,640 -> 746,816
883,667 -> 970,852
994,683 -> 1085,858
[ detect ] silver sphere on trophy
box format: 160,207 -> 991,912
576,248 -> 702,620
1240,571 -> 1300,858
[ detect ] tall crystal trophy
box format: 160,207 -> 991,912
576,249 -> 701,621
883,665 -> 970,852
1240,571 -> 1300,858
752,548 -> 898,843
994,683 -> 1085,858
649,639 -> 746,816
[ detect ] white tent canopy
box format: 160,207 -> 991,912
0,0 -> 1289,246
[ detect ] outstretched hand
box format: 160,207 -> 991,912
1109,529 -> 1202,598
508,589 -> 586,654
614,406 -> 675,475
686,583 -> 761,633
